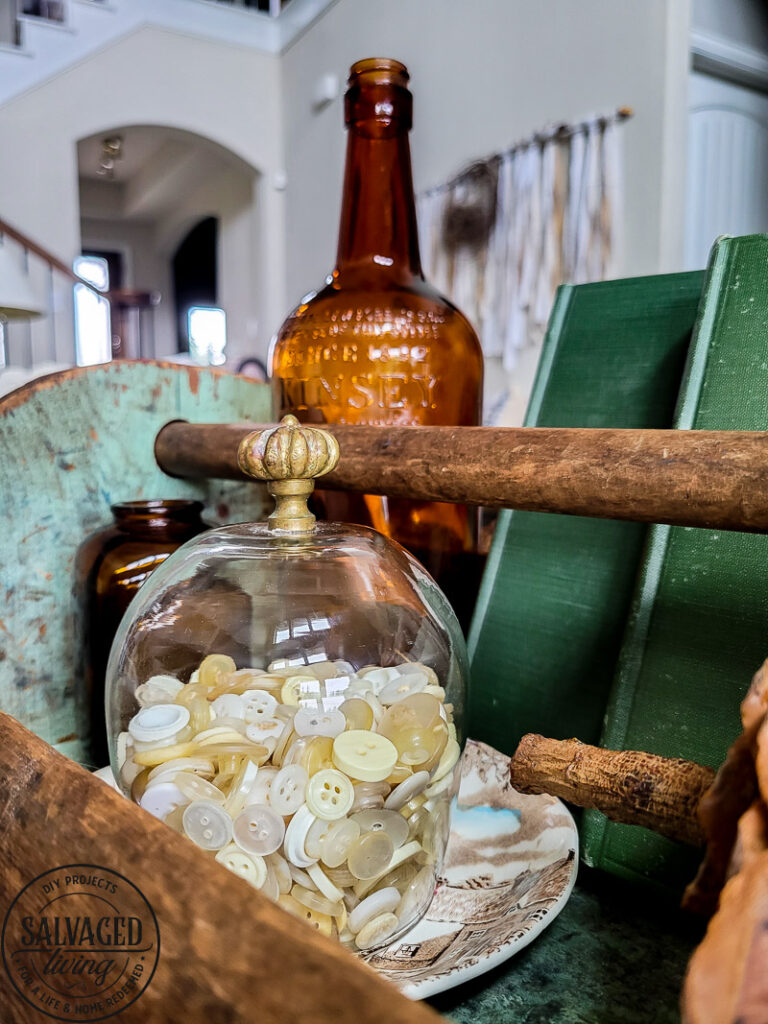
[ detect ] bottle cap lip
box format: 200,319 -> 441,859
348,58 -> 409,89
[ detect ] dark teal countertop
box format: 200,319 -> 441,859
429,870 -> 702,1024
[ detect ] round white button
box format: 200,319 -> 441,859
319,817 -> 361,869
306,862 -> 345,903
378,673 -> 428,705
139,781 -> 189,820
383,770 -> 430,810
270,765 -> 309,816
245,718 -> 285,747
332,730 -> 397,783
174,772 -> 226,805
182,800 -> 233,851
211,693 -> 246,720
242,689 -> 279,721
354,911 -> 399,950
304,816 -> 333,860
281,675 -> 321,707
233,804 -> 285,856
283,803 -> 318,868
129,703 -> 190,743
148,756 -> 214,783
348,886 -> 401,934
358,667 -> 400,693
247,766 -> 279,806
306,769 -> 355,820
215,843 -> 268,889
293,708 -> 345,739
135,675 -> 183,706
351,808 -> 409,849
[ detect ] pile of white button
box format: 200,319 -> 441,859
117,654 -> 461,950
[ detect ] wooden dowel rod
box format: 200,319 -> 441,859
509,734 -> 715,846
0,713 -> 439,1024
155,421 -> 768,532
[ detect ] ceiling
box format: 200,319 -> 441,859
77,125 -> 257,223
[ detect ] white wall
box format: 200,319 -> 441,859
281,0 -> 691,308
0,24 -> 285,364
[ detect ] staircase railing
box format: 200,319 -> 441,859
0,216 -> 157,389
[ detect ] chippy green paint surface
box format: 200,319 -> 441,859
0,361 -> 272,764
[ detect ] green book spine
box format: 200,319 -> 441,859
467,271 -> 704,755
583,235 -> 768,889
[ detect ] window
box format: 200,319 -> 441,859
187,306 -> 227,365
73,255 -> 111,366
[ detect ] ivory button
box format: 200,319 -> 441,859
211,694 -> 246,720
242,689 -> 279,721
267,765 -> 308,816
354,911 -> 399,950
199,653 -> 236,687
351,809 -> 409,849
384,771 -> 430,810
139,781 -> 189,821
281,675 -> 321,707
348,886 -> 401,934
319,817 -> 361,869
233,804 -> 285,856
339,698 -> 374,732
174,772 -> 226,805
299,736 -> 335,776
266,852 -> 292,894
306,862 -> 345,903
215,844 -> 268,889
353,840 -> 423,898
135,675 -> 183,706
182,800 -> 233,851
292,883 -> 342,918
247,765 -> 279,806
306,769 -> 355,820
129,704 -> 190,743
347,832 -> 395,880
283,804 -> 318,868
223,758 -> 261,817
294,707 -> 345,739
332,730 -> 397,782
378,674 -> 428,706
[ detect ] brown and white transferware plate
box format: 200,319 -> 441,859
362,739 -> 578,999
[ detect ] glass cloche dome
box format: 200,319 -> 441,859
106,416 -> 467,951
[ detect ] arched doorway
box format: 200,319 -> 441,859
76,125 -> 258,365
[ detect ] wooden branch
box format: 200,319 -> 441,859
0,713 -> 439,1024
509,734 -> 715,846
156,421 -> 768,532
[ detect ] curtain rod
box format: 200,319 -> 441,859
421,106 -> 634,198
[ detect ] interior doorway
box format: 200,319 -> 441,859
172,217 -> 218,353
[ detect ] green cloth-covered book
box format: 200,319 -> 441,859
583,235 -> 768,889
467,271 -> 704,754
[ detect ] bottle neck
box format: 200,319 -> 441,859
112,500 -> 205,539
335,123 -> 423,285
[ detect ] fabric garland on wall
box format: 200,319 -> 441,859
417,110 -> 628,424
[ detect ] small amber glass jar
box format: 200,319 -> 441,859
75,500 -> 208,767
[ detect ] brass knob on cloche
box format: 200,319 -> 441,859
237,414 -> 340,534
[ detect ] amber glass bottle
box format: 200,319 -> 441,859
272,58 -> 484,626
75,500 -> 207,766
